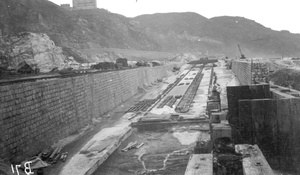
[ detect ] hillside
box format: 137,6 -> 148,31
206,16 -> 300,57
0,0 -> 160,51
133,14 -> 300,57
1,0 -> 300,60
269,68 -> 300,90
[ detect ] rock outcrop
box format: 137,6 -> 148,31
6,33 -> 70,73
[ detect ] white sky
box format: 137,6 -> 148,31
49,0 -> 300,34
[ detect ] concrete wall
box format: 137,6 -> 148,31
238,98 -> 300,173
231,60 -> 252,85
0,65 -> 173,161
231,60 -> 269,85
227,84 -> 300,173
226,84 -> 272,143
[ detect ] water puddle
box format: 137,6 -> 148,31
135,148 -> 190,175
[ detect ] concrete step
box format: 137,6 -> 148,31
235,144 -> 275,175
58,125 -> 132,175
184,154 -> 213,175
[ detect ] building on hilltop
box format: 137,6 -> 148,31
60,4 -> 72,10
73,0 -> 97,10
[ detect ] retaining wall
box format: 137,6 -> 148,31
231,60 -> 252,85
226,84 -> 272,142
0,65 -> 174,161
227,84 -> 300,173
239,98 -> 300,173
231,60 -> 268,85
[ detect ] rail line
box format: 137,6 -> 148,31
175,66 -> 204,113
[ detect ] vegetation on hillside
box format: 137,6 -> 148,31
269,68 -> 300,90
1,0 -> 300,58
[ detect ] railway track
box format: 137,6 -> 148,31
175,67 -> 204,113
125,65 -> 196,113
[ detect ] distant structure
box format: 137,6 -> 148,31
73,0 -> 97,10
60,4 -> 72,10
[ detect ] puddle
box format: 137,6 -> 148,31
94,127 -> 210,175
173,131 -> 210,145
173,131 -> 200,145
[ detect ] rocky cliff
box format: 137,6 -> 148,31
2,32 -> 71,73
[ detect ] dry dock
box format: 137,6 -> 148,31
52,60 -> 276,175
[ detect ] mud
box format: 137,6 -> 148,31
94,126 -> 210,175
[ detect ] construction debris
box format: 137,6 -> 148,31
26,157 -> 50,170
122,141 -> 144,152
60,152 -> 68,162
213,137 -> 243,175
22,146 -> 67,169
136,143 -> 144,149
126,99 -> 157,113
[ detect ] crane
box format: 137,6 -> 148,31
238,44 -> 246,59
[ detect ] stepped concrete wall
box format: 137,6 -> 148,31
0,65 -> 174,161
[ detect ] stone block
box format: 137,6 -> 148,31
211,122 -> 232,146
184,154 -> 213,175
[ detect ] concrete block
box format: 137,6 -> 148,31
210,112 -> 221,123
184,154 -> 213,175
211,122 -> 232,146
235,144 -> 274,175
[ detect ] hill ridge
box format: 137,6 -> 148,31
0,0 -> 299,58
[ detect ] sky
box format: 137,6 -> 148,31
49,0 -> 300,34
